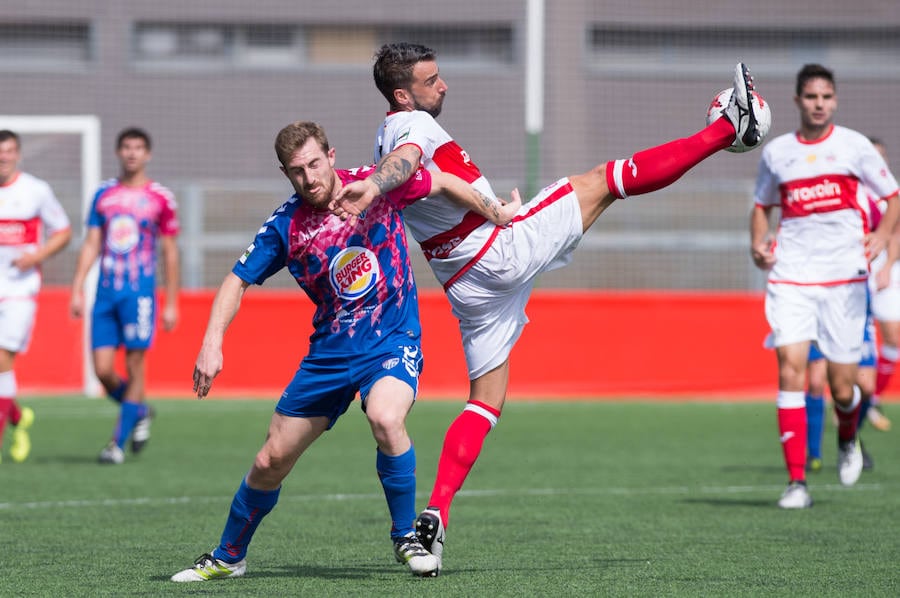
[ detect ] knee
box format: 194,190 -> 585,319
367,409 -> 408,447
252,446 -> 291,480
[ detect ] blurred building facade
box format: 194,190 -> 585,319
3,0 -> 899,289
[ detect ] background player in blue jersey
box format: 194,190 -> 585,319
171,121 -> 518,582
70,128 -> 180,465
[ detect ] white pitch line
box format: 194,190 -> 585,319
0,482 -> 889,511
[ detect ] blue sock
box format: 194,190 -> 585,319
108,380 -> 128,404
805,394 -> 825,459
377,446 -> 417,540
857,398 -> 872,430
213,478 -> 280,563
114,401 -> 142,449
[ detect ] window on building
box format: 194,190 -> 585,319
133,22 -> 514,71
587,26 -> 900,80
0,22 -> 92,71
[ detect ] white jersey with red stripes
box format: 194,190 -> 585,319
754,124 -> 899,285
0,171 -> 71,298
375,110 -> 500,287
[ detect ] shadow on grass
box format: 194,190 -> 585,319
148,558 -> 653,582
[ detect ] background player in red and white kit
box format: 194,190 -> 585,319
333,42 -> 768,573
864,138 -> 897,434
70,128 -> 180,465
751,64 -> 900,509
0,129 -> 72,463
170,121 -> 519,583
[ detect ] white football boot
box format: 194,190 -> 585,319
721,63 -> 763,151
171,552 -> 246,582
837,438 -> 864,487
778,481 -> 813,509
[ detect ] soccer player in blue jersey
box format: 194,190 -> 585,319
170,121 -> 519,582
70,128 -> 180,464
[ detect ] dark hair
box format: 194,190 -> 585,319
796,64 -> 835,97
116,127 -> 152,150
373,42 -> 437,106
274,121 -> 330,168
0,129 -> 21,148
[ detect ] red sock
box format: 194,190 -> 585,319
0,397 -> 12,444
605,117 -> 735,198
428,400 -> 501,527
875,350 -> 897,395
834,400 -> 862,442
777,406 -> 807,482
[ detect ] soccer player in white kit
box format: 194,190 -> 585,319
333,42 -> 769,572
750,64 -> 900,509
0,129 -> 72,463
864,138 -> 897,433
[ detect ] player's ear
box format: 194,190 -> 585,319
393,88 -> 411,108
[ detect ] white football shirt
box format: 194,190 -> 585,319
754,125 -> 899,285
376,110 -> 501,287
0,171 -> 71,298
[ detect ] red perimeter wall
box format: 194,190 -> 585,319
16,287 -> 839,399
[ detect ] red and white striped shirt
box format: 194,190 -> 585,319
754,124 -> 899,285
376,110 -> 500,287
0,171 -> 71,298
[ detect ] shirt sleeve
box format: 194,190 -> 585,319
155,186 -> 180,236
385,167 -> 432,208
86,188 -> 104,228
231,207 -> 290,285
753,146 -> 780,207
38,181 -> 71,234
857,140 -> 900,200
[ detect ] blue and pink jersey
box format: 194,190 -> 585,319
87,179 -> 179,294
233,166 -> 432,354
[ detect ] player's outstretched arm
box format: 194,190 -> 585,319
69,227 -> 103,319
194,272 -> 249,399
430,171 -> 521,226
331,144 -> 422,217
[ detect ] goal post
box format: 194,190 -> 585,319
0,115 -> 103,396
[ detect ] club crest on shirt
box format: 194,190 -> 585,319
329,246 -> 380,300
106,214 -> 139,254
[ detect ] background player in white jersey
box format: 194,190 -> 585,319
863,138 -> 896,433
751,64 -> 900,509
170,121 -> 519,582
333,42 -> 769,573
0,129 -> 71,463
70,128 -> 180,465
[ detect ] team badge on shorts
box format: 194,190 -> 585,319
329,246 -> 380,300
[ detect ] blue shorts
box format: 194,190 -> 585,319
276,340 -> 423,429
91,290 -> 156,350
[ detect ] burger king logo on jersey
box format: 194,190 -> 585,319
329,246 -> 380,300
106,214 -> 140,254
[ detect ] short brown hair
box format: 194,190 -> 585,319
116,127 -> 151,150
796,64 -> 835,97
0,129 -> 21,148
274,121 -> 330,167
373,42 -> 437,106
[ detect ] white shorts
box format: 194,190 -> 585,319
872,261 -> 900,322
0,297 -> 37,354
446,178 -> 583,379
765,282 -> 868,364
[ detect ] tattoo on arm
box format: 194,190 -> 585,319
477,189 -> 501,219
369,154 -> 416,194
